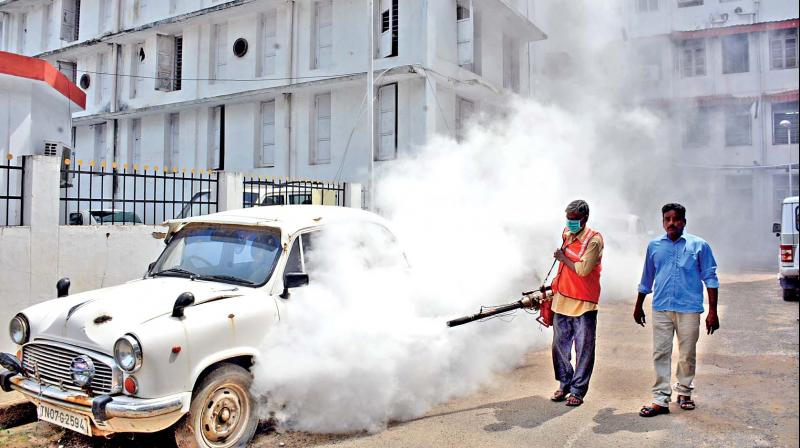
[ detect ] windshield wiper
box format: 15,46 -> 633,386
195,274 -> 255,286
152,267 -> 197,279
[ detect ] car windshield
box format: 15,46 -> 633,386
91,211 -> 142,223
151,225 -> 282,286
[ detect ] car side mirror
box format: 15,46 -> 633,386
280,272 -> 309,299
172,292 -> 195,318
773,222 -> 781,237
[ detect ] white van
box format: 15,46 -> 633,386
773,196 -> 799,301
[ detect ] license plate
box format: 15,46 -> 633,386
37,402 -> 92,436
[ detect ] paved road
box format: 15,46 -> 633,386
2,274 -> 797,448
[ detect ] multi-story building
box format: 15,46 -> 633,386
0,0 -> 545,204
622,0 -> 798,263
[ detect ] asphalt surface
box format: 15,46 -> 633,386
1,274 -> 797,448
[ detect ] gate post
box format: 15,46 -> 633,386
22,155 -> 61,300
217,171 -> 244,212
345,183 -> 363,209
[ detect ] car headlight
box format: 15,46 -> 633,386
114,334 -> 143,372
9,314 -> 29,345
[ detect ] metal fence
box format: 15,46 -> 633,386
59,161 -> 218,226
242,177 -> 346,208
0,155 -> 24,226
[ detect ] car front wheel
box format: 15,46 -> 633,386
174,363 -> 258,448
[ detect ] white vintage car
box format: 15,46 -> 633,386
0,205 -> 402,447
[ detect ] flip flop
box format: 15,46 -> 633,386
678,396 -> 696,410
639,404 -> 670,417
550,390 -> 568,402
565,395 -> 583,407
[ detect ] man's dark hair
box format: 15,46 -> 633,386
566,199 -> 590,218
662,203 -> 686,220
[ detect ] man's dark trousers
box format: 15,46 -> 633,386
552,310 -> 597,399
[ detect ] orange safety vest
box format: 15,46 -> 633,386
551,227 -> 603,303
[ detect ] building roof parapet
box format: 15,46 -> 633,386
34,0 -> 257,59
671,18 -> 799,40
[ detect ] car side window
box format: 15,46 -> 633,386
285,237 -> 304,274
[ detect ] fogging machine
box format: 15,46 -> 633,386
446,286 -> 553,328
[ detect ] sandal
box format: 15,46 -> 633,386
678,395 -> 696,410
565,395 -> 583,407
550,390 -> 568,402
639,404 -> 670,417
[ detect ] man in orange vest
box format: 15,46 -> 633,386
549,199 -> 604,407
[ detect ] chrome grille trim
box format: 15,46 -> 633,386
21,341 -> 122,395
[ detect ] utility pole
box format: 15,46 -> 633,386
367,0 -> 374,210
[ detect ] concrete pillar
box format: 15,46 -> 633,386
22,155 -> 61,302
345,183 -> 363,209
217,171 -> 244,212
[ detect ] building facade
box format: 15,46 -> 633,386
0,0 -> 545,206
622,0 -> 799,240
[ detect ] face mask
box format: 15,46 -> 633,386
566,219 -> 582,234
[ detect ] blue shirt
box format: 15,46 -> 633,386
638,232 -> 719,313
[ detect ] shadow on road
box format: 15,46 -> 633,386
481,396 -> 576,432
591,407 -> 671,434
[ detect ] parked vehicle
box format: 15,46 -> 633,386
773,196 -> 799,301
0,205 -> 404,447
176,183 -> 342,220
68,209 -> 143,225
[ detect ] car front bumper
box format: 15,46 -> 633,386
1,369 -> 189,433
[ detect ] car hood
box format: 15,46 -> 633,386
29,277 -> 244,353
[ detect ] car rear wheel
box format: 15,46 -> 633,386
174,364 -> 258,448
783,288 -> 799,302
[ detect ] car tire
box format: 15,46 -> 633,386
174,364 -> 258,448
783,288 -> 799,302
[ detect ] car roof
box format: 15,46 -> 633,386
165,205 -> 390,237
783,196 -> 799,204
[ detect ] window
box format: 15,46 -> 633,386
17,13 -> 26,53
683,107 -> 711,147
770,28 -> 797,70
129,118 -> 142,165
166,113 -> 180,168
213,23 -> 227,81
260,10 -> 277,76
677,0 -> 702,7
679,39 -> 706,77
259,100 -> 276,167
156,34 -> 181,91
130,42 -> 146,98
0,13 -> 7,51
99,0 -> 113,33
174,35 -> 183,90
725,105 -> 751,146
376,84 -> 397,161
57,61 -> 77,83
636,0 -> 658,12
503,35 -> 520,92
134,0 -> 147,21
724,175 -> 753,219
456,0 -> 473,70
456,96 -> 474,142
96,53 -> 108,105
312,93 -> 331,164
378,0 -> 398,58
94,122 -> 107,162
722,33 -> 748,74
773,101 -> 799,145
209,106 -> 224,169
313,1 -> 332,69
60,0 -> 80,42
42,3 -> 52,49
773,175 -> 800,218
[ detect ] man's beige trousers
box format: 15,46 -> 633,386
652,310 -> 700,407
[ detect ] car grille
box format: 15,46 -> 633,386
21,342 -> 119,395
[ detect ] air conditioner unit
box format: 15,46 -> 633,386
42,141 -> 75,187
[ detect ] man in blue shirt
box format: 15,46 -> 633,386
634,203 -> 719,417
